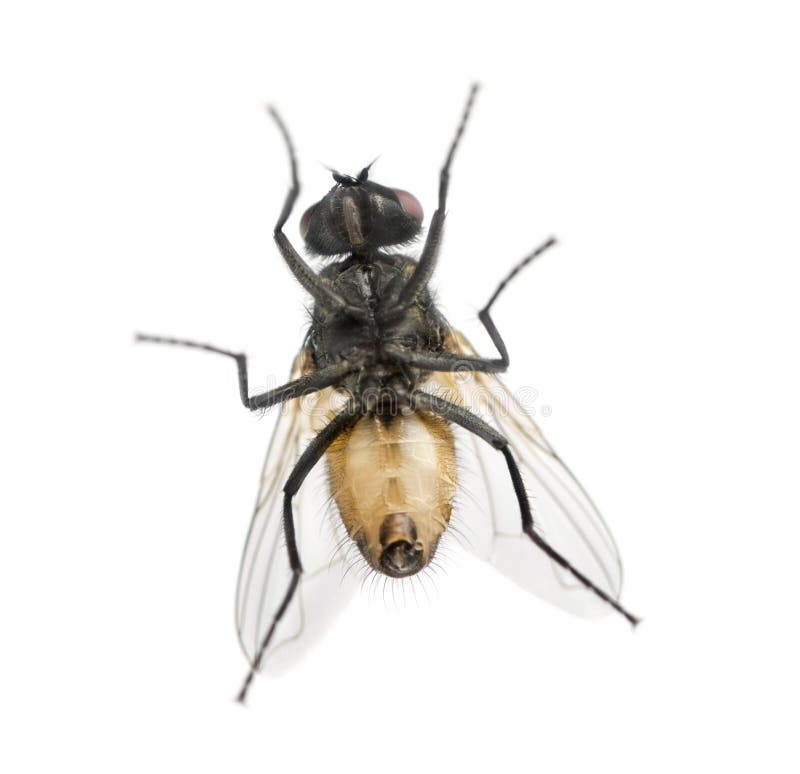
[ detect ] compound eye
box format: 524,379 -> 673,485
392,189 -> 423,222
299,204 -> 315,239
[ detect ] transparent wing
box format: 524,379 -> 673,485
425,330 -> 623,618
235,350 -> 356,675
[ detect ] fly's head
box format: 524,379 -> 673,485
300,165 -> 423,256
352,512 -> 442,579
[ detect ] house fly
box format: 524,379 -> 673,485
137,84 -> 639,704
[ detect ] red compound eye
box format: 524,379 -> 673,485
299,204 -> 315,239
393,189 -> 423,221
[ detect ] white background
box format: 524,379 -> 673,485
2,2 -> 799,772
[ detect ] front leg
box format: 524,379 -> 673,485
385,84 -> 479,320
135,333 -> 353,411
268,107 -> 367,320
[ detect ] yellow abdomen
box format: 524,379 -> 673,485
326,412 -> 457,572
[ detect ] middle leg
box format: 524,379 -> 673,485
135,333 -> 353,411
385,236 -> 557,375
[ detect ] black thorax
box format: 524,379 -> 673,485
308,252 -> 447,414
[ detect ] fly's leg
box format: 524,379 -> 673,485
267,107 -> 367,320
412,391 -> 640,627
235,402 -> 361,704
385,84 -> 479,319
386,349 -> 507,374
387,236 -> 557,375
135,334 -> 353,410
473,235 -> 557,368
